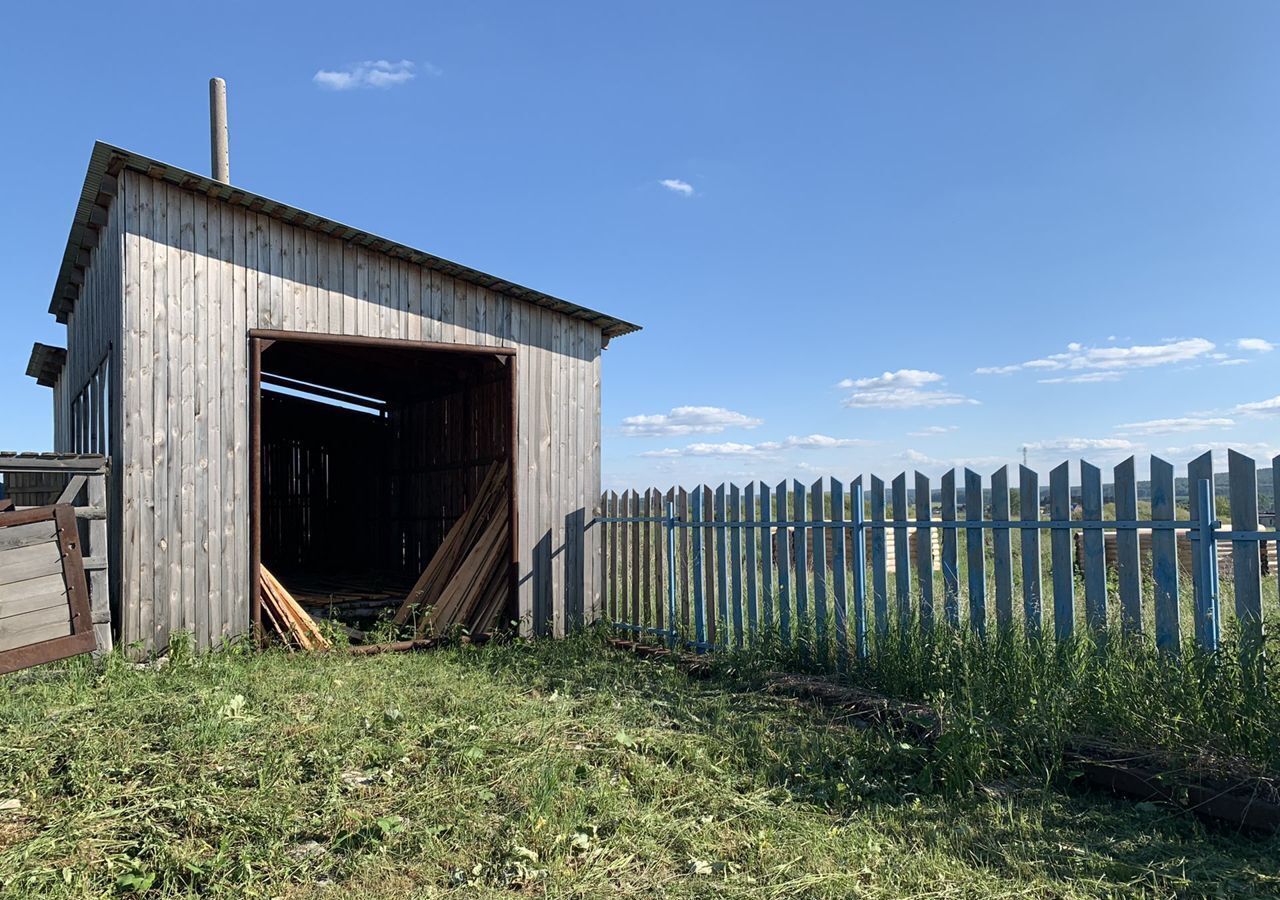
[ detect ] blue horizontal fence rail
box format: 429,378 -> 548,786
597,450 -> 1279,666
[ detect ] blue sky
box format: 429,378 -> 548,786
3,1 -> 1278,489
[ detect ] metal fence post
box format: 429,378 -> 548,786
1195,477 -> 1221,652
666,500 -> 678,649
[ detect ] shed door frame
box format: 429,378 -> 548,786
247,329 -> 518,641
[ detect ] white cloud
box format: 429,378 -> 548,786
1037,371 -> 1124,385
1160,441 -> 1279,461
1237,338 -> 1274,353
976,338 -> 1215,380
1114,416 -> 1235,435
621,406 -> 761,437
1235,395 -> 1280,416
640,433 -> 869,459
1218,358 -> 1251,366
898,448 -> 1013,472
908,425 -> 958,437
759,434 -> 871,451
1022,437 -> 1137,453
641,442 -> 761,459
839,369 -> 977,409
313,59 -> 426,90
660,178 -> 694,195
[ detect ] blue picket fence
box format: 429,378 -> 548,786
598,450 -> 1278,666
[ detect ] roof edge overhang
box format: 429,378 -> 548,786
48,142 -> 642,340
26,342 -> 67,388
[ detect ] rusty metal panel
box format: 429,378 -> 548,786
0,504 -> 96,675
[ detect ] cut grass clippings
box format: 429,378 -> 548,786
0,632 -> 1277,898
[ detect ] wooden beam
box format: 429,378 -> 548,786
248,328 -> 516,357
55,475 -> 87,506
0,455 -> 109,474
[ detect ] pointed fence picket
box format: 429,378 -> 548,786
1113,458 -> 1141,634
914,471 -> 935,629
965,468 -> 986,636
892,473 -> 911,631
793,480 -> 809,656
991,466 -> 1013,632
811,477 -> 827,658
870,476 -> 887,634
598,451 -> 1279,690
831,477 -> 848,668
940,470 -> 960,627
1151,457 -> 1179,654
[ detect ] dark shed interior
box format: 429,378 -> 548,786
257,336 -> 513,634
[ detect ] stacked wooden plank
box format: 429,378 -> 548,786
259,565 -> 331,650
283,572 -> 416,621
0,505 -> 96,674
393,461 -> 510,635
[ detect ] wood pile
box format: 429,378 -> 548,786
285,573 -> 415,621
393,461 -> 511,636
260,565 -> 332,650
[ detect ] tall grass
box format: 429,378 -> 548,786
3,636 -> 1279,898
704,616 -> 1280,788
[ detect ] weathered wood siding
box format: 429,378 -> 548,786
117,170 -> 601,649
55,193 -> 124,631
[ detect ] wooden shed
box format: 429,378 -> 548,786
27,141 -> 638,652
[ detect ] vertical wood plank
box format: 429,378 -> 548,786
940,469 -> 959,627
87,472 -> 109,649
714,484 -> 729,649
661,486 -> 674,635
607,491 -> 618,622
870,475 -> 888,635
1019,465 -> 1042,636
759,481 -> 774,634
851,475 -> 868,656
704,485 -> 716,641
1187,451 -> 1216,647
1228,449 -> 1263,628
891,472 -> 911,629
1114,456 -> 1142,635
775,479 -> 791,646
630,489 -> 641,631
163,186 -> 184,644
641,488 -> 652,630
1080,460 -> 1107,633
810,477 -> 827,654
232,204 -> 250,637
1274,455 -> 1280,615
831,477 -> 847,667
135,174 -> 156,646
180,190 -> 198,640
793,479 -> 809,651
964,468 -> 986,636
1150,456 -> 1180,654
1049,461 -> 1074,642
990,465 -> 1013,633
678,486 -> 690,637
914,471 -> 934,630
744,482 -> 758,639
691,486 -> 706,646
729,483 -> 743,647
193,195 -> 210,649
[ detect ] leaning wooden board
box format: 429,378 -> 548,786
0,504 -> 95,674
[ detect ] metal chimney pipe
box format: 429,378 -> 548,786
209,77 -> 230,184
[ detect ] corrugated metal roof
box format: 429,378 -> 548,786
48,142 -> 641,339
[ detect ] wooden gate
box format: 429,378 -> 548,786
0,504 -> 95,674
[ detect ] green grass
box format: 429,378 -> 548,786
1,634 -> 1278,898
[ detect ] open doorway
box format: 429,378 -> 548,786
249,331 -> 516,645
